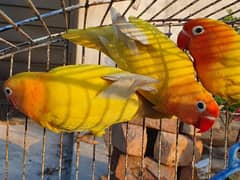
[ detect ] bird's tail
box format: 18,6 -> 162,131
62,27 -> 111,55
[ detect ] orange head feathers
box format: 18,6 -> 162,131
177,18 -> 240,103
195,98 -> 219,132
3,72 -> 46,121
177,18 -> 237,62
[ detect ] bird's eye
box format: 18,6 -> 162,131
4,87 -> 13,96
192,25 -> 204,36
196,101 -> 206,113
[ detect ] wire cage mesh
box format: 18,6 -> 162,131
0,0 -> 240,180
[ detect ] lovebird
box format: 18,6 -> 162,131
3,64 -> 158,142
177,18 -> 240,104
62,9 -> 220,132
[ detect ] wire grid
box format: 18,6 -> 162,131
0,0 -> 240,179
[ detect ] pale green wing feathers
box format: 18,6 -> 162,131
98,36 -> 128,69
110,7 -> 149,46
99,72 -> 158,98
62,27 -> 112,55
99,36 -> 128,69
62,8 -> 151,58
110,8 -> 139,54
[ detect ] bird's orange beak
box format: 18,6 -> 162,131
177,30 -> 190,50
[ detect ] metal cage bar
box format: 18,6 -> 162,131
21,48 -> 32,180
58,133 -> 64,180
124,122 -> 129,180
0,1 -> 239,180
107,128 -> 112,180
191,128 -> 197,180
0,10 -> 33,42
26,0 -> 51,36
149,0 -> 178,21
174,119 -> 180,180
4,54 -> 14,180
0,38 -> 16,49
208,129 -> 214,179
0,32 -> 63,59
22,117 -> 28,180
91,137 -> 96,180
74,141 -> 81,180
61,0 -> 69,30
157,118 -> 162,180
122,0 -> 137,16
97,0 -> 114,64
166,0 -> 200,20
140,118 -> 146,180
206,0 -> 240,18
183,0 -> 223,19
137,0 -> 157,18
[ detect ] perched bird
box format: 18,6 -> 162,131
3,64 -> 158,143
177,18 -> 240,105
62,9 -> 219,132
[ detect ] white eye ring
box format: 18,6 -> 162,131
192,25 -> 205,36
4,87 -> 12,96
196,101 -> 206,113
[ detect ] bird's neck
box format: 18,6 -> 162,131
21,77 -> 47,121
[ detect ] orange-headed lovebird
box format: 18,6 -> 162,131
177,18 -> 240,105
62,9 -> 220,132
3,64 -> 158,139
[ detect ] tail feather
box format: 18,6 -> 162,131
62,28 -> 110,54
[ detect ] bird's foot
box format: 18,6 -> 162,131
75,133 -> 98,145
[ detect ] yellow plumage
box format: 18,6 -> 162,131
62,9 -> 220,132
3,64 -> 157,136
177,18 -> 240,104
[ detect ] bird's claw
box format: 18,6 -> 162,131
75,133 -> 98,145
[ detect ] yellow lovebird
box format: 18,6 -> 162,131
3,64 -> 158,140
62,8 -> 219,132
177,18 -> 240,104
